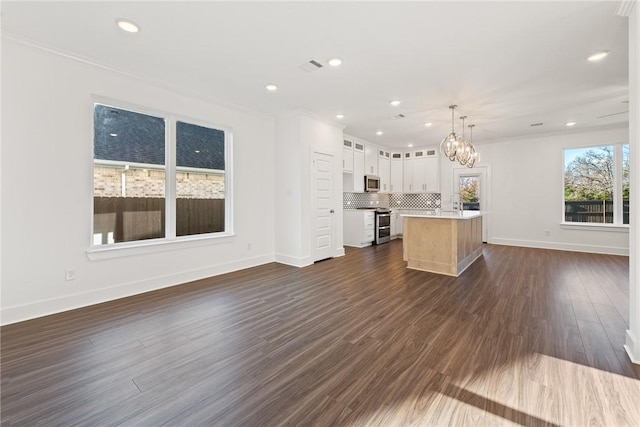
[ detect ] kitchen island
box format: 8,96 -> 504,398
402,211 -> 484,277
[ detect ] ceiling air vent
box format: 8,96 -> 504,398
530,122 -> 543,127
298,60 -> 324,72
391,114 -> 406,120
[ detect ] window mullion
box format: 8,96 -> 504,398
166,118 -> 177,239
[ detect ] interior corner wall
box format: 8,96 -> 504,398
0,39 -> 276,325
274,114 -> 305,266
439,126 -> 630,255
274,112 -> 344,266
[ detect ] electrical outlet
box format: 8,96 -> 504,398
65,270 -> 76,281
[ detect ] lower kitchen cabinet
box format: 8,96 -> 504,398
344,210 -> 375,247
394,210 -> 404,238
391,209 -> 400,238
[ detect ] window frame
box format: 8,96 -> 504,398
87,96 -> 234,260
561,141 -> 629,229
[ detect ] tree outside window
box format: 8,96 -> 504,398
563,144 -> 629,225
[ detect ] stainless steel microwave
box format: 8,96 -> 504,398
365,175 -> 380,192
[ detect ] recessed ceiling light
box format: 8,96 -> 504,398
587,51 -> 609,61
408,143 -> 414,147
424,122 -> 433,127
328,58 -> 343,67
565,121 -> 577,127
389,100 -> 401,107
376,130 -> 383,135
265,84 -> 278,91
116,19 -> 140,33
336,114 -> 345,119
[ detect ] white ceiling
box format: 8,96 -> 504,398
1,1 -> 629,149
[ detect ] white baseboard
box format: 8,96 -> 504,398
1,254 -> 275,326
489,237 -> 629,256
274,253 -> 313,267
274,249 -> 345,266
624,330 -> 640,365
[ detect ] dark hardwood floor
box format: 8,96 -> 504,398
2,241 -> 639,426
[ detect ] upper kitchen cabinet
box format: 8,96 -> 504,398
364,143 -> 379,176
378,149 -> 390,192
404,148 -> 439,193
390,152 -> 403,193
343,139 -> 354,172
402,151 -> 413,192
344,140 -> 365,192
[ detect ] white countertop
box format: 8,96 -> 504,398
402,210 -> 485,220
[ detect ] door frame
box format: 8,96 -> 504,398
311,151 -> 336,262
454,165 -> 491,243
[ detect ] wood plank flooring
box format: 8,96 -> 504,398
2,241 -> 639,426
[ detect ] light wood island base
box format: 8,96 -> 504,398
403,212 -> 483,277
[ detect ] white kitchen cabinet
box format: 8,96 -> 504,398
404,148 -> 439,193
396,210 -> 404,237
364,143 -> 379,176
378,149 -> 390,192
416,147 -> 439,192
402,151 -> 413,192
390,209 -> 399,238
343,139 -> 354,173
343,141 -> 365,192
353,142 -> 365,192
424,156 -> 439,191
390,152 -> 403,193
344,210 -> 375,247
412,150 -> 428,192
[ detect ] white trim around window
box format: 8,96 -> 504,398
88,95 -> 234,259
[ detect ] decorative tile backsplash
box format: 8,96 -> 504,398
343,192 -> 389,209
389,192 -> 441,209
343,192 -> 441,209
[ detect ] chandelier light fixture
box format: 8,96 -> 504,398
465,124 -> 479,168
440,105 -> 463,160
440,105 -> 479,168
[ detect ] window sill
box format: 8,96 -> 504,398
86,232 -> 235,261
560,223 -> 629,233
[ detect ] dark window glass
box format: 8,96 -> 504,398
94,104 -> 165,165
176,121 -> 226,237
93,104 -> 166,245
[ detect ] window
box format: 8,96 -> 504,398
563,143 -> 629,225
93,101 -> 231,247
459,175 -> 480,211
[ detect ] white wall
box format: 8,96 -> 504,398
439,125 -> 629,255
625,1 -> 639,364
274,112 -> 344,266
274,114 -> 303,263
0,39 -> 276,325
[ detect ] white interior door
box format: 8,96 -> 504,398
312,152 -> 334,262
454,166 -> 489,242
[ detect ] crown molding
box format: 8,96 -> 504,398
1,32 -> 275,122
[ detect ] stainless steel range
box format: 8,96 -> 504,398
374,208 -> 391,244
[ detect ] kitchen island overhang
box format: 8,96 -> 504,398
402,211 -> 485,277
